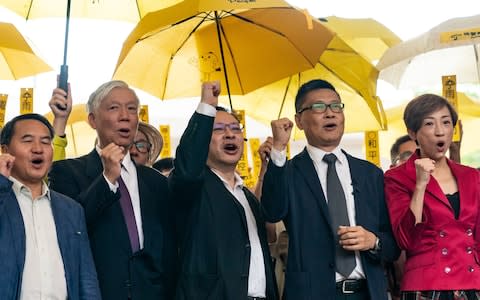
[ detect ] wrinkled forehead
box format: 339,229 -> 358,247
214,110 -> 239,124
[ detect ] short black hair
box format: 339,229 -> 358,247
152,157 -> 174,173
390,134 -> 413,164
295,79 -> 340,113
215,106 -> 241,123
0,113 -> 54,146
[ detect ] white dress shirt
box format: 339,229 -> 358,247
11,177 -> 68,300
100,148 -> 144,249
270,145 -> 366,281
211,169 -> 267,298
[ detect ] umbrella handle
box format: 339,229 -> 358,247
57,64 -> 69,110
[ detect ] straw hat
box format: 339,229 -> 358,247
137,122 -> 163,165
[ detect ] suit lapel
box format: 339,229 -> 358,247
85,150 -> 103,180
294,149 -> 332,230
50,193 -> 74,295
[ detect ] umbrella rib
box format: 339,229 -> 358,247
277,76 -> 293,119
215,11 -> 234,110
26,0 -> 34,20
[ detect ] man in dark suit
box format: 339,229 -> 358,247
49,80 -> 177,299
0,114 -> 100,300
261,79 -> 399,300
170,81 -> 278,300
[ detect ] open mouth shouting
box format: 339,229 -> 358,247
223,142 -> 239,155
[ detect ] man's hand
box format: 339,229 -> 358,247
0,154 -> 15,178
100,143 -> 125,184
270,118 -> 293,151
338,226 -> 377,251
49,84 -> 73,136
201,81 -> 220,107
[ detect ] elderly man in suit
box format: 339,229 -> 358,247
48,80 -> 177,299
170,81 -> 278,300
0,113 -> 100,299
261,79 -> 399,300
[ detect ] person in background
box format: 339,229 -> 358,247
152,157 -> 174,177
261,79 -> 399,299
49,84 -> 72,161
129,122 -> 163,166
385,94 -> 480,299
48,80 -> 177,300
0,113 -> 100,300
170,81 -> 278,300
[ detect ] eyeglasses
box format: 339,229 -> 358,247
297,102 -> 345,114
132,140 -> 151,153
212,122 -> 243,134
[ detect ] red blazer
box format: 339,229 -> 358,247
385,152 -> 480,291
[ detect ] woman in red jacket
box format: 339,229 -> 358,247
384,94 -> 480,300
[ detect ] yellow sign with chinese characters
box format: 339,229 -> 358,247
235,110 -> 250,178
442,75 -> 460,142
139,105 -> 149,123
20,88 -> 33,114
159,125 -> 171,158
365,131 -> 380,167
440,28 -> 480,43
249,138 -> 261,181
0,94 -> 8,127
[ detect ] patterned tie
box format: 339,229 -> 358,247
323,153 -> 356,277
118,176 -> 140,253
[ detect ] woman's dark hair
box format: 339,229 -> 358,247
403,94 -> 458,133
0,113 -> 54,146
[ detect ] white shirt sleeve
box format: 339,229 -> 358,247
270,147 -> 287,167
196,102 -> 217,117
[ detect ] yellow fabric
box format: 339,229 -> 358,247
113,1 -> 334,99
0,22 -> 52,80
0,0 -> 182,22
52,135 -> 67,161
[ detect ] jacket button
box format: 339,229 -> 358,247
466,228 -> 473,236
466,247 -> 473,254
329,263 -> 334,268
439,231 -> 446,238
441,248 -> 448,255
468,266 -> 475,272
444,267 -> 451,274
245,243 -> 251,248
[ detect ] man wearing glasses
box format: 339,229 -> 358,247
170,81 -> 278,300
261,79 -> 399,300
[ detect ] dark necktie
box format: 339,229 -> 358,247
118,176 -> 140,253
323,153 -> 356,277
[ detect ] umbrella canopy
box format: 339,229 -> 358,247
112,0 -> 334,104
219,35 -> 386,138
322,16 -> 401,63
0,0 -> 180,22
377,14 -> 480,89
379,92 -> 480,165
216,16 -> 401,138
0,21 -> 52,79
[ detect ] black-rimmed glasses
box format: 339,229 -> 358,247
212,122 -> 243,134
132,140 -> 151,153
297,102 -> 345,114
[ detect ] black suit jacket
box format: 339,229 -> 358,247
262,149 -> 399,300
170,112 -> 278,300
49,150 -> 177,300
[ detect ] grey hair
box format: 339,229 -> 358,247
86,80 -> 139,114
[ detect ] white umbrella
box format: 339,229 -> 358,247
377,14 -> 480,89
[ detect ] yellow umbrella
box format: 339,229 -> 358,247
322,16 -> 402,63
44,104 -> 96,158
217,16 -> 401,137
0,0 -> 180,22
112,0 -> 335,108
0,21 -> 52,79
379,92 -> 480,165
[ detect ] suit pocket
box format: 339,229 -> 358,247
178,274 -> 222,300
283,272 -> 310,300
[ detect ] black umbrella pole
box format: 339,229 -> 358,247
58,0 -> 72,98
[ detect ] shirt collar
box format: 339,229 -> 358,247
10,176 -> 50,200
306,144 -> 346,165
210,168 -> 244,189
